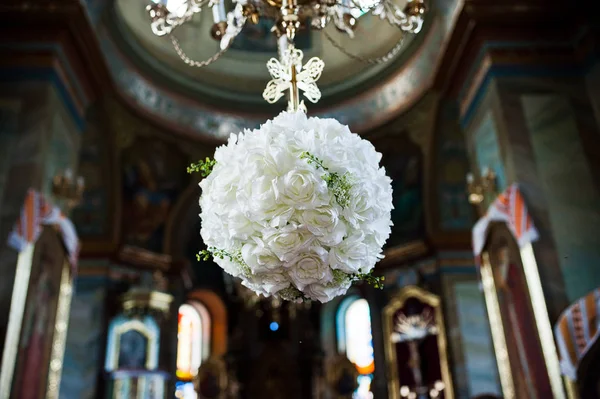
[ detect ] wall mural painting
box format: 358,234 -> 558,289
231,19 -> 311,53
371,134 -> 425,249
12,227 -> 67,399
72,117 -> 111,238
122,137 -> 188,251
437,103 -> 473,231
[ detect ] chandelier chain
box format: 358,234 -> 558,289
323,29 -> 405,65
170,35 -> 230,67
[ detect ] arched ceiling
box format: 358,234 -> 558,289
95,0 -> 463,140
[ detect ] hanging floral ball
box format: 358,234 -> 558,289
194,111 -> 393,303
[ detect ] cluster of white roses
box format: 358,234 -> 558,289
198,111 -> 393,303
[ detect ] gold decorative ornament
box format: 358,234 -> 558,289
479,253 -> 515,399
466,167 -> 498,215
46,262 -> 75,399
120,289 -> 174,316
52,168 -> 85,210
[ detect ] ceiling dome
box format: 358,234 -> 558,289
113,0 -> 418,108
96,0 -> 459,139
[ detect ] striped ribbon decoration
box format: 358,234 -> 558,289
472,183 -> 539,259
7,189 -> 80,269
555,288 -> 600,380
7,189 -> 53,251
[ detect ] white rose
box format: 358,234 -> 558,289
214,256 -> 243,278
304,279 -> 352,303
235,176 -> 294,228
227,210 -> 260,240
241,141 -> 295,178
200,220 -> 232,249
286,246 -> 332,289
241,278 -> 267,297
365,217 -> 392,247
264,223 -> 314,262
201,163 -> 240,208
241,239 -> 281,274
274,165 -> 330,210
246,272 -> 290,296
300,206 -> 347,246
342,185 -> 379,229
328,233 -> 372,274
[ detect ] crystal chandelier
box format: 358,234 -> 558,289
146,0 -> 426,112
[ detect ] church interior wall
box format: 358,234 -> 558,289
2,2 -> 599,398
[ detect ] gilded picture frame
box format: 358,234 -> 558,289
383,285 -> 453,399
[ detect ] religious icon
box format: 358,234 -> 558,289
384,286 -> 453,399
9,226 -> 68,399
117,329 -> 149,369
121,137 -> 187,250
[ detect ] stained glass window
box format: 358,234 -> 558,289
340,298 -> 375,399
177,304 -> 201,380
175,302 -> 211,399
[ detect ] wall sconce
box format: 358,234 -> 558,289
466,167 -> 497,215
51,168 -> 85,210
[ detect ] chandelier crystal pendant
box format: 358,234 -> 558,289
150,0 -> 427,302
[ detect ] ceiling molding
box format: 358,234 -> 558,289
433,0 -> 598,99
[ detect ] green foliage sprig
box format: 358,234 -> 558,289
278,286 -> 308,302
300,152 -> 353,209
197,247 -> 251,276
349,269 -> 385,290
187,157 -> 216,177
